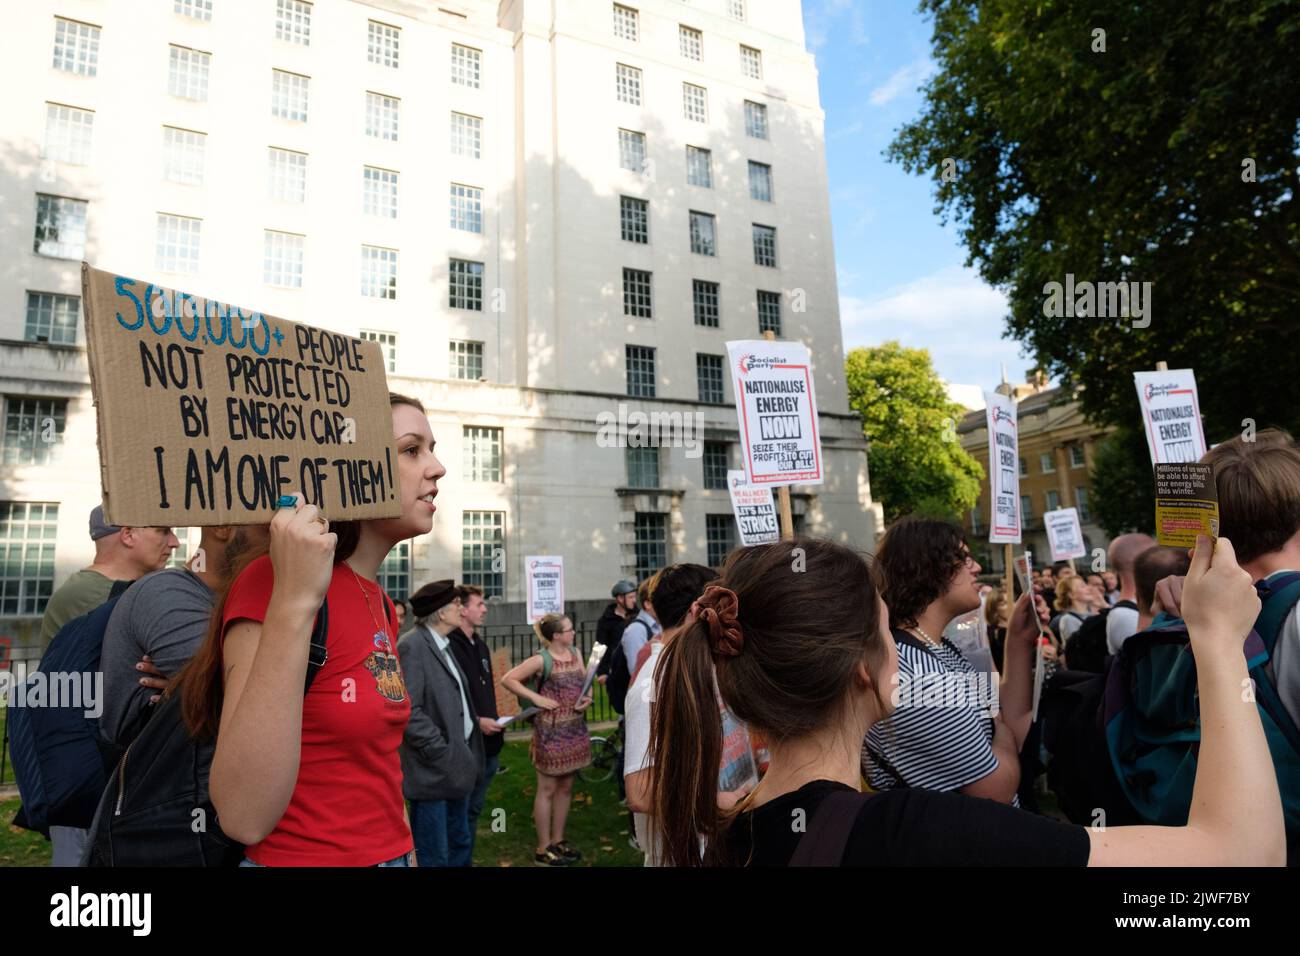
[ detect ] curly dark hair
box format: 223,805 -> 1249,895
873,517 -> 970,627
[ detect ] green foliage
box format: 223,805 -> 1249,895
890,0 -> 1300,438
1090,425 -> 1157,538
847,342 -> 984,522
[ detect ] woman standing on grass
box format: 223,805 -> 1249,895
501,613 -> 592,866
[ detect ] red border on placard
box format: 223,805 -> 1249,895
989,403 -> 1020,537
737,362 -> 821,485
1142,386 -> 1204,464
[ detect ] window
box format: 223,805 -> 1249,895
1075,487 -> 1091,522
745,100 -> 768,139
1018,456 -> 1029,477
168,46 -> 211,101
752,224 -> 777,267
683,83 -> 708,123
4,398 -> 67,465
1040,452 -> 1055,474
263,231 -> 304,288
693,280 -> 719,327
0,502 -> 59,616
451,43 -> 481,88
703,442 -> 728,489
362,166 -> 399,219
697,353 -> 724,404
268,148 -> 307,201
1045,489 -> 1060,512
271,70 -> 310,122
43,104 -> 94,165
634,513 -> 667,581
33,195 -> 87,260
167,526 -> 194,570
740,45 -> 762,79
1071,445 -> 1087,468
729,0 -> 746,21
275,0 -> 311,46
623,268 -> 653,318
365,92 -> 400,141
361,330 -> 395,371
361,246 -> 398,299
25,292 -> 79,345
449,259 -> 484,311
52,18 -> 99,76
613,4 -> 639,41
368,21 -> 400,68
449,183 -> 483,233
686,145 -> 712,187
175,0 -> 212,20
462,511 -> 505,598
757,290 -> 781,335
379,541 -> 410,602
449,340 -> 484,380
707,515 -> 736,568
689,211 -> 716,256
450,112 -> 481,159
163,127 -> 206,185
464,426 -> 503,482
156,214 -> 201,274
620,196 -> 649,243
616,63 -> 642,105
627,447 -> 659,489
626,345 -> 656,397
619,129 -> 647,173
1020,495 -> 1034,523
679,26 -> 702,61
749,161 -> 773,201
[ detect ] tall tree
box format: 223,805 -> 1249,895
846,342 -> 983,522
889,0 -> 1300,441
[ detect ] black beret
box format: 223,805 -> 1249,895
411,579 -> 457,618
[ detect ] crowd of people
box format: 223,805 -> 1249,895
10,397 -> 1300,868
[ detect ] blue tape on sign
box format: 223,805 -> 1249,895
276,495 -> 297,509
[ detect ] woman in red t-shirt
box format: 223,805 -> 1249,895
175,393 -> 445,866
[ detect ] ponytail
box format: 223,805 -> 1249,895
533,612 -> 565,646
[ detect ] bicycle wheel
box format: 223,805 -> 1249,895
579,735 -> 616,784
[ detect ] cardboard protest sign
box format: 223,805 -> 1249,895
726,340 -> 823,487
1043,507 -> 1087,562
984,390 -> 1021,543
1154,463 -> 1219,548
1133,369 -> 1207,465
81,264 -> 400,526
524,555 -> 564,623
727,470 -> 779,546
1012,550 -> 1050,721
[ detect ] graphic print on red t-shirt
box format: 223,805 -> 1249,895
222,555 -> 413,867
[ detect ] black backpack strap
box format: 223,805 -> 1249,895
304,598 -> 329,694
789,790 -> 867,867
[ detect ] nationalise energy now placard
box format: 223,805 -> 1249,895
82,264 -> 401,525
1043,507 -> 1087,562
984,390 -> 1021,544
525,555 -> 564,623
1133,368 -> 1207,466
726,340 -> 824,488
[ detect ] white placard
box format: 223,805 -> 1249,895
727,469 -> 780,546
1133,368 -> 1207,465
1043,507 -> 1087,562
726,340 -> 824,487
984,390 -> 1021,543
524,555 -> 564,623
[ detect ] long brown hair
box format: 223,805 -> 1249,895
173,392 -> 426,739
648,537 -> 887,867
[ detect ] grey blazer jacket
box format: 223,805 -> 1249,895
397,624 -> 484,801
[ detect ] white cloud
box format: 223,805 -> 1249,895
805,0 -> 869,51
867,58 -> 936,106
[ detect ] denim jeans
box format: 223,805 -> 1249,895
239,853 -> 410,867
409,796 -> 473,867
467,753 -> 500,859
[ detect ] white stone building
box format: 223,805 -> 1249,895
0,0 -> 876,643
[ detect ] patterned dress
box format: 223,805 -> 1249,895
530,649 -> 592,777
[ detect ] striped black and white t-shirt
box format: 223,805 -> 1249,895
864,628 -> 1008,800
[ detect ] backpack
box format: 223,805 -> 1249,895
514,646 -> 555,712
606,620 -> 650,716
1103,572 -> 1300,862
84,596 -> 364,866
1063,600 -> 1137,674
9,581 -> 132,835
1048,610 -> 1084,643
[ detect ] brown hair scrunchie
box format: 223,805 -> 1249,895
689,585 -> 744,658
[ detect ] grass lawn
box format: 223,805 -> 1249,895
0,796 -> 50,867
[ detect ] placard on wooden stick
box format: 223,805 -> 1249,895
82,264 -> 402,526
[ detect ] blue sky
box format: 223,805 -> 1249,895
803,0 -> 1039,399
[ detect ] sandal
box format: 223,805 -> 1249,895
534,846 -> 569,866
554,841 -> 582,862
